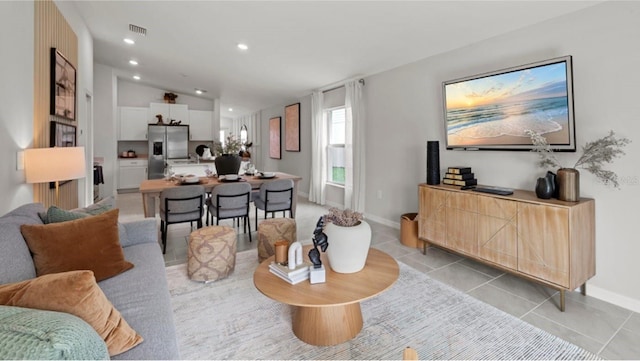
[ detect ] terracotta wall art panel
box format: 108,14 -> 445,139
269,116 -> 281,159
285,103 -> 300,152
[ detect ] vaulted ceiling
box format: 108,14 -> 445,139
72,1 -> 601,118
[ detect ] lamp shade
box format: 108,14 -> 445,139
24,147 -> 86,183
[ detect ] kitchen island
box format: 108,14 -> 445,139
166,159 -> 250,177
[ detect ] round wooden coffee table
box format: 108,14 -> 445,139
253,245 -> 399,346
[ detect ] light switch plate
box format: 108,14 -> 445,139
17,151 -> 24,170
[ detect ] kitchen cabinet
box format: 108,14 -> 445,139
188,110 -> 213,140
119,107 -> 150,140
149,103 -> 189,124
418,183 -> 595,311
118,158 -> 148,190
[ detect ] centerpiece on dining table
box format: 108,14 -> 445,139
213,133 -> 245,175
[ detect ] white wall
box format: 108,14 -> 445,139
0,1 -> 35,215
0,1 -> 94,214
362,1 -> 640,309
118,79 -> 215,111
93,63 -> 118,198
257,97 -> 312,196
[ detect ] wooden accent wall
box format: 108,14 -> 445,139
34,0 -> 78,209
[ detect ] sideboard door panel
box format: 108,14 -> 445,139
446,192 -> 478,255
517,203 -> 569,287
477,196 -> 518,270
418,187 -> 446,245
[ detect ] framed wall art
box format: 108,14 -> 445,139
49,121 -> 77,188
285,102 -> 300,152
50,48 -> 76,121
269,116 -> 281,159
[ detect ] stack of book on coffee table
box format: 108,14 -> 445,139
269,261 -> 312,285
443,166 -> 477,187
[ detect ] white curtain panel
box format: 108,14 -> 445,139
232,112 -> 259,144
309,91 -> 326,205
344,80 -> 366,212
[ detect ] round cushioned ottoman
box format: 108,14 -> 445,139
188,226 -> 237,282
257,218 -> 297,263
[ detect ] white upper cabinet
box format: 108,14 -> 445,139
149,103 -> 189,125
119,107 -> 150,140
188,110 -> 214,141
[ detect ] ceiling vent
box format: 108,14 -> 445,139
129,24 -> 147,36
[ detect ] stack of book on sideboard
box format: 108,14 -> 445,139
269,261 -> 312,285
443,166 -> 477,186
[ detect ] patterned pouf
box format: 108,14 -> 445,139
257,218 -> 297,263
188,226 -> 237,282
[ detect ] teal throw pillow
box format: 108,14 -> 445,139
45,206 -> 88,224
40,196 -> 116,224
0,305 -> 109,360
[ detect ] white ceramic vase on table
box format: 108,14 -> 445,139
325,220 -> 372,273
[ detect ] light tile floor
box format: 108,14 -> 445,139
117,192 -> 639,359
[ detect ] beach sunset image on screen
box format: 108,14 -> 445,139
443,56 -> 575,150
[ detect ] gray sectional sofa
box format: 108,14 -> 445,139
0,203 -> 179,359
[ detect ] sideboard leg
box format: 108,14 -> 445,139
560,290 -> 566,312
580,283 -> 587,296
422,241 -> 428,255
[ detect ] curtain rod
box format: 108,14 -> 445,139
321,78 -> 365,93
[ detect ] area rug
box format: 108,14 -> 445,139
166,250 -> 598,360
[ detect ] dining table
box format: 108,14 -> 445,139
138,172 -> 303,218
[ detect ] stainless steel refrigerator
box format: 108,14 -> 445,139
148,125 -> 189,179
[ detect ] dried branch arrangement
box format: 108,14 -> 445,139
526,129 -> 631,188
324,207 -> 363,227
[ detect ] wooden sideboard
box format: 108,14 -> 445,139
418,184 -> 595,311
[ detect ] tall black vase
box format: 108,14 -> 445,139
426,141 -> 440,185
214,154 -> 241,175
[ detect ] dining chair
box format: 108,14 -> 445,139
159,185 -> 206,254
253,179 -> 294,230
206,182 -> 253,242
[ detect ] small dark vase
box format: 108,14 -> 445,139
535,176 -> 554,199
546,171 -> 558,198
214,154 -> 241,175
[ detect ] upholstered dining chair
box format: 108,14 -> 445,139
206,182 -> 253,242
159,185 -> 206,254
253,179 -> 294,230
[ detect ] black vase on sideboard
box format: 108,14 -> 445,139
535,176 -> 554,199
426,141 -> 440,185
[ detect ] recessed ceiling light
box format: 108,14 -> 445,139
237,43 -> 248,51
228,108 -> 233,112
195,90 -> 203,95
129,59 -> 138,65
123,38 -> 135,45
133,75 -> 141,80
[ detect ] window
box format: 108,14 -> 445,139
327,107 -> 346,185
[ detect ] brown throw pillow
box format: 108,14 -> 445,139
20,209 -> 133,281
0,270 -> 143,356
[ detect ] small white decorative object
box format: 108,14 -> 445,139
309,265 -> 326,284
288,241 -> 303,270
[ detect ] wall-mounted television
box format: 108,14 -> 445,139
443,55 -> 575,151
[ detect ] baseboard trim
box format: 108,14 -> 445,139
586,284 -> 640,313
364,212 -> 400,230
